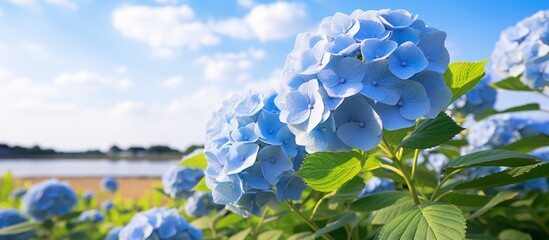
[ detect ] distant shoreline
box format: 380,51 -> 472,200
0,154 -> 183,160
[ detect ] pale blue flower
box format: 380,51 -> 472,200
258,146 -> 293,185
318,57 -> 366,97
102,200 -> 114,212
225,143 -> 259,175
79,210 -> 104,223
281,80 -> 325,132
296,42 -> 332,75
387,41 -> 429,79
22,179 -> 77,221
255,111 -> 285,145
205,176 -> 243,205
333,96 -> 383,151
379,9 -> 416,29
234,92 -> 264,117
374,81 -> 430,130
358,177 -> 395,197
417,31 -> 450,73
354,17 -> 390,41
523,56 -> 549,89
276,172 -> 306,202
360,39 -> 398,62
320,12 -> 360,39
119,208 -> 202,240
324,35 -> 360,56
185,192 -> 221,218
410,70 -> 452,118
162,166 -> 204,199
105,226 -> 123,240
0,209 -> 35,240
101,176 -> 118,193
360,61 -> 400,104
389,27 -> 419,45
289,116 -> 351,153
227,190 -> 280,217
451,76 -> 496,117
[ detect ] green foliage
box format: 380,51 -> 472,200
0,222 -> 40,236
477,103 -> 540,121
192,177 -> 211,193
314,212 -> 357,239
454,162 -> 549,190
0,171 -> 13,202
500,135 -> 549,153
468,191 -> 518,219
178,152 -> 207,169
443,59 -> 488,102
498,229 -> 532,240
443,150 -> 541,173
350,191 -> 410,212
399,112 -> 464,149
490,75 -> 532,91
379,203 -> 466,240
331,177 -> 365,202
298,151 -> 365,192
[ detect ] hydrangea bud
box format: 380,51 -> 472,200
101,176 -> 118,193
492,10 -> 549,89
277,9 -> 451,153
162,166 -> 204,199
204,91 -> 306,217
22,179 -> 77,221
118,208 -> 201,240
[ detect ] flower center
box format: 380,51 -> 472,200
308,103 -> 314,109
372,80 -> 378,86
268,129 -> 274,134
269,157 -> 276,163
401,61 -> 408,67
358,121 -> 365,128
397,100 -> 404,107
339,78 -> 346,84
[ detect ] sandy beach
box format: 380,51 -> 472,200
15,177 -> 163,200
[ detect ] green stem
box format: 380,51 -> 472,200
393,160 -> 420,205
286,201 -> 334,240
411,149 -> 420,181
379,164 -> 405,179
430,170 -> 459,201
311,192 -> 335,221
530,209 -> 549,235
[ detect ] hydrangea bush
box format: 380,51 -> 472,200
21,179 -> 77,221
492,10 -> 549,89
0,209 -> 34,240
161,166 -> 204,199
118,208 -> 201,240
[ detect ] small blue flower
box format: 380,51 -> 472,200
289,116 -> 351,153
280,80 -> 325,132
102,200 -> 114,212
523,56 -> 549,89
358,177 -> 395,198
162,166 -> 204,199
389,27 -> 419,45
184,192 -> 222,218
101,176 -> 118,193
227,190 -> 280,217
354,17 -> 390,41
410,70 -> 452,118
360,39 -> 398,62
119,208 -> 202,240
324,35 -> 360,56
417,31 -> 450,73
83,190 -> 94,201
0,209 -> 35,240
296,42 -> 332,75
360,61 -> 400,104
387,41 -> 429,79
374,81 -> 430,130
320,12 -> 360,39
258,146 -> 293,185
255,111 -> 285,145
276,172 -> 306,202
318,57 -> 366,98
105,226 -> 123,240
205,175 -> 244,205
225,143 -> 259,175
379,9 -> 416,29
333,96 -> 383,151
78,210 -> 104,223
22,179 -> 77,221
451,75 -> 496,117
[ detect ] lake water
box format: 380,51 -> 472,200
0,159 -> 181,177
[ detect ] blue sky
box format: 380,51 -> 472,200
0,0 -> 547,151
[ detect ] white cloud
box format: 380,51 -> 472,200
162,76 -> 184,87
237,0 -> 254,8
109,100 -> 145,115
115,65 -> 128,74
54,70 -> 132,90
245,2 -> 308,41
112,5 -> 220,56
195,48 -> 265,82
111,2 -> 309,56
44,0 -> 77,10
20,41 -> 44,53
154,0 -> 178,4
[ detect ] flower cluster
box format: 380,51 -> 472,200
162,166 -> 204,199
0,209 -> 34,240
465,113 -> 549,153
118,208 -> 201,240
102,200 -> 114,212
184,192 -> 222,218
78,210 -> 104,223
451,76 -> 497,117
204,91 -> 306,217
277,9 -> 451,153
101,176 -> 118,193
358,177 -> 395,198
491,10 -> 549,89
106,227 -> 123,240
21,179 -> 77,221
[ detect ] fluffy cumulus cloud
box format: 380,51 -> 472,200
112,2 -> 309,56
195,48 -> 266,82
162,76 -> 184,87
54,70 -> 132,90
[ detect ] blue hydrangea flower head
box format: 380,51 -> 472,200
277,8 -> 451,151
83,190 -> 94,201
451,75 -> 497,117
102,200 -> 114,212
205,91 -> 307,216
162,166 -> 204,200
105,227 -> 123,240
119,208 -> 202,240
78,210 -> 104,223
358,177 -> 395,198
101,176 -> 118,193
184,192 -> 223,218
0,209 -> 35,240
492,10 -> 549,89
21,179 -> 77,221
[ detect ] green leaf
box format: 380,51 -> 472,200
258,230 -> 283,240
443,139 -> 468,148
498,229 -> 532,240
454,162 -> 549,190
0,171 -> 13,201
500,135 -> 549,153
371,196 -> 415,225
350,191 -> 410,212
192,177 -> 211,193
190,216 -> 212,230
298,151 -> 364,192
179,152 -> 207,170
444,59 -> 488,102
287,232 -> 314,240
399,112 -> 464,149
228,228 -> 252,240
314,212 -> 357,239
383,127 -> 413,145
490,75 -> 532,91
379,203 -> 466,240
438,193 -> 491,207
477,103 -> 540,121
216,214 -> 244,229
331,177 -> 365,202
443,150 -> 541,174
468,191 -> 518,219
0,222 -> 40,236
